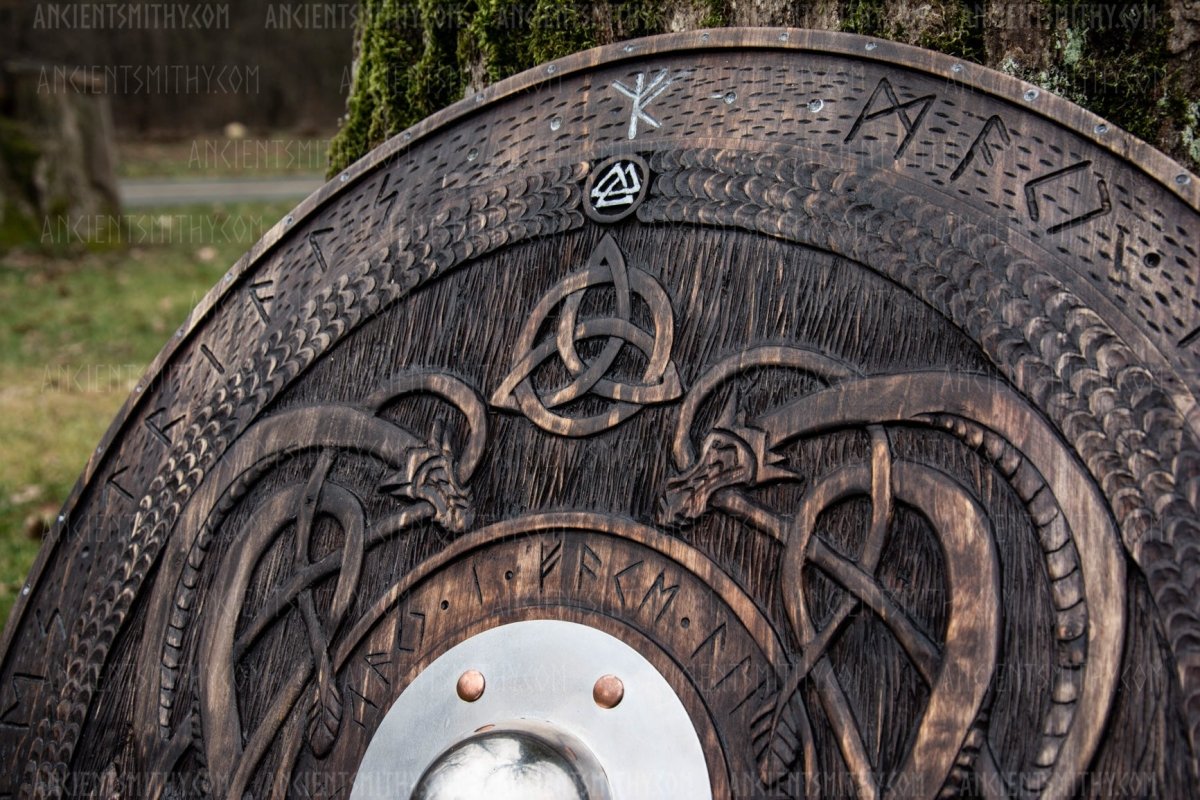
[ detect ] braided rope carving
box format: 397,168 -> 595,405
21,142 -> 1198,792
642,147 -> 1200,776
21,163 -> 585,799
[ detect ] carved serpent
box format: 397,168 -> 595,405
660,347 -> 1123,799
19,138 -> 1195,794
641,146 -> 1200,773
22,164 -> 582,799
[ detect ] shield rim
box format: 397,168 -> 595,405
3,21 -> 1197,709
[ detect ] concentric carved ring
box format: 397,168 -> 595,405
490,233 -> 682,436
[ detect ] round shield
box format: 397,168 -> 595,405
2,28 -> 1198,798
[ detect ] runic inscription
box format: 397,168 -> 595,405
950,115 -> 1010,181
612,69 -> 672,139
1025,160 -> 1112,233
845,77 -> 935,158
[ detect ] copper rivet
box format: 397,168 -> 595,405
456,669 -> 485,702
593,674 -> 624,709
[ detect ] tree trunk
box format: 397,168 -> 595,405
0,61 -> 120,250
329,0 -> 1200,176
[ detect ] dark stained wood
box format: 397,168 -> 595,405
1,28 -> 1198,799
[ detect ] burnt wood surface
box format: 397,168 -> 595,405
2,29 -> 1199,799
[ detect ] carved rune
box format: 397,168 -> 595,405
612,69 -> 672,140
491,233 -> 682,436
1024,160 -> 1112,234
844,76 -> 935,159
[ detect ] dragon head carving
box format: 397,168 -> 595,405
658,396 -> 793,526
380,421 -> 474,533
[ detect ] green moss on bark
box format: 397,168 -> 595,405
460,0 -> 597,87
329,0 -> 1197,175
841,0 -> 986,62
328,0 -> 469,173
697,0 -> 726,28
1181,99 -> 1200,165
330,0 -> 686,174
1002,1 -> 1177,147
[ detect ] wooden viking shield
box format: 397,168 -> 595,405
2,29 -> 1198,798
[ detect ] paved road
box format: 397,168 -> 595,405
119,176 -> 325,207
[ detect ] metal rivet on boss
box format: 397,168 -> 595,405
1176,173 -> 1192,186
341,619 -> 710,797
456,669 -> 485,702
1024,88 -> 1039,102
778,32 -> 788,42
865,41 -> 877,51
1094,123 -> 1109,134
808,98 -> 824,112
593,674 -> 624,709
951,63 -> 963,74
550,117 -> 562,131
546,64 -> 557,74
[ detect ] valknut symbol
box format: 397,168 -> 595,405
584,155 -> 650,222
491,233 -> 682,436
591,161 -> 642,209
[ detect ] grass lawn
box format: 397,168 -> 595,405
0,199 -> 295,635
117,134 -> 331,179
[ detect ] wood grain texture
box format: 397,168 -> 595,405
0,29 -> 1197,799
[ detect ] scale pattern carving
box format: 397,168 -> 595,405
5,34 -> 1197,799
21,164 -> 586,798
640,147 -> 1200,762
